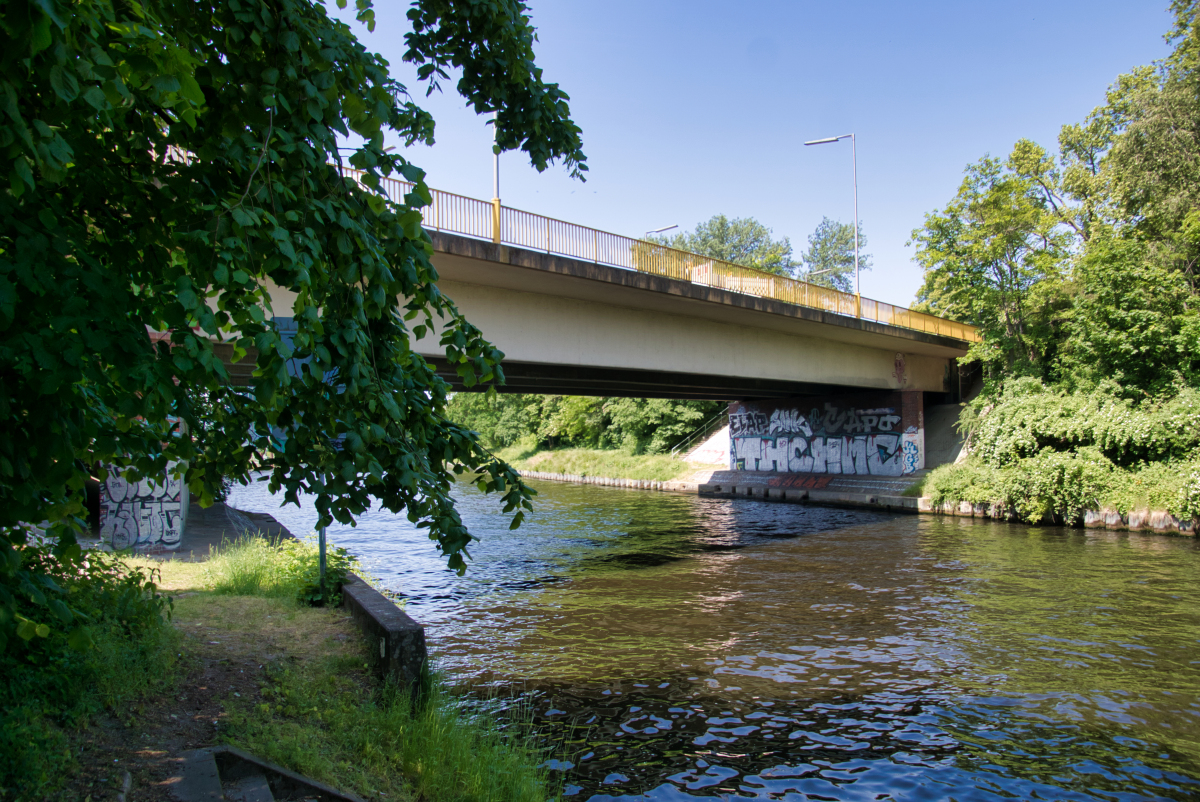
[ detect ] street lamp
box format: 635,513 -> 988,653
804,133 -> 860,317
645,225 -> 678,237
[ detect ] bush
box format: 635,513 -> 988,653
0,547 -> 177,800
964,378 -> 1200,468
925,454 -> 1200,522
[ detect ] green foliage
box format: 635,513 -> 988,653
964,379 -> 1200,468
648,214 -> 796,275
1058,235 -> 1200,395
925,454 -> 1200,522
911,147 -> 1071,377
796,217 -> 871,292
1179,469 -> 1200,519
0,549 -> 178,800
1,0 -> 586,655
915,7 -> 1200,524
446,393 -> 723,455
204,536 -> 357,607
913,4 -> 1200,394
602,397 -> 722,454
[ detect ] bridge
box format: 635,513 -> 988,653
325,171 -> 978,401
246,172 -> 980,476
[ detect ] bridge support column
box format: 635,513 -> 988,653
727,390 -> 925,478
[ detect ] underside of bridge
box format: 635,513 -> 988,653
428,357 -> 874,401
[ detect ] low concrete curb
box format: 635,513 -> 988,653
341,572 -> 427,688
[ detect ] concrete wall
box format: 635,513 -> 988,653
728,391 -> 925,477
99,462 -> 188,551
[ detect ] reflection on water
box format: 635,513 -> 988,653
228,477 -> 1200,800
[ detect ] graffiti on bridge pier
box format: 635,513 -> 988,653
99,463 -> 188,550
729,393 -> 924,477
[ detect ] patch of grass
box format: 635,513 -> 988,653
227,656 -> 554,802
201,535 -> 356,606
497,445 -> 691,481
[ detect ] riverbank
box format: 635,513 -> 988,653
516,462 -> 1199,536
6,515 -> 555,802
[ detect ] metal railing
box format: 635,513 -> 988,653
339,166 -> 981,343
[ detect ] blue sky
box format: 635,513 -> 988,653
335,1 -> 1173,308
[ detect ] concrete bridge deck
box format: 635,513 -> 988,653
422,232 -> 971,400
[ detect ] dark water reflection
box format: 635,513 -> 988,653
228,478 -> 1200,800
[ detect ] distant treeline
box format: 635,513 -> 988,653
446,394 -> 725,454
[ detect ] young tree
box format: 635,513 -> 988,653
1,0 -> 586,645
911,149 -> 1072,378
649,214 -> 795,275
796,217 -> 871,292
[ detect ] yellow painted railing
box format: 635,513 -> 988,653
339,166 -> 981,344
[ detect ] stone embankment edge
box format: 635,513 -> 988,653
519,470 -> 921,513
913,497 -> 1198,536
518,469 -> 699,494
340,572 -> 427,688
223,506 -> 429,688
519,470 -> 1199,535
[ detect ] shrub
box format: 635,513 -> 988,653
965,379 -> 1200,468
0,547 -> 177,800
1178,470 -> 1200,520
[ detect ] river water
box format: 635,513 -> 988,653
228,478 -> 1200,801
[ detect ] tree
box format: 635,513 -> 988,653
795,217 -> 871,292
911,148 -> 1072,378
1,0 -> 587,648
1059,235 -> 1200,397
1096,2 -> 1200,281
648,215 -> 795,275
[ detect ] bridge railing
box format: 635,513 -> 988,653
340,166 -> 981,343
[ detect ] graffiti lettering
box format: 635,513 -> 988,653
729,395 -> 923,476
99,463 -> 187,550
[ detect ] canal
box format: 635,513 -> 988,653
228,478 -> 1200,801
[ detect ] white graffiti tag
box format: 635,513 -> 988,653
768,408 -> 812,437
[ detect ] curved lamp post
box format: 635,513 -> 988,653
804,133 -> 860,318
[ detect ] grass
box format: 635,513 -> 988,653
142,536 -> 558,802
496,444 -> 707,482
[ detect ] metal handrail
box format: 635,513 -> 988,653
670,410 -> 731,456
337,166 -> 982,343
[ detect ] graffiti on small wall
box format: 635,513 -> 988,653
730,393 -> 924,476
99,463 -> 188,550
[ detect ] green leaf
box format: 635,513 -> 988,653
177,72 -> 205,106
17,618 -> 37,641
82,86 -> 107,110
49,65 -> 80,102
30,13 -> 52,54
